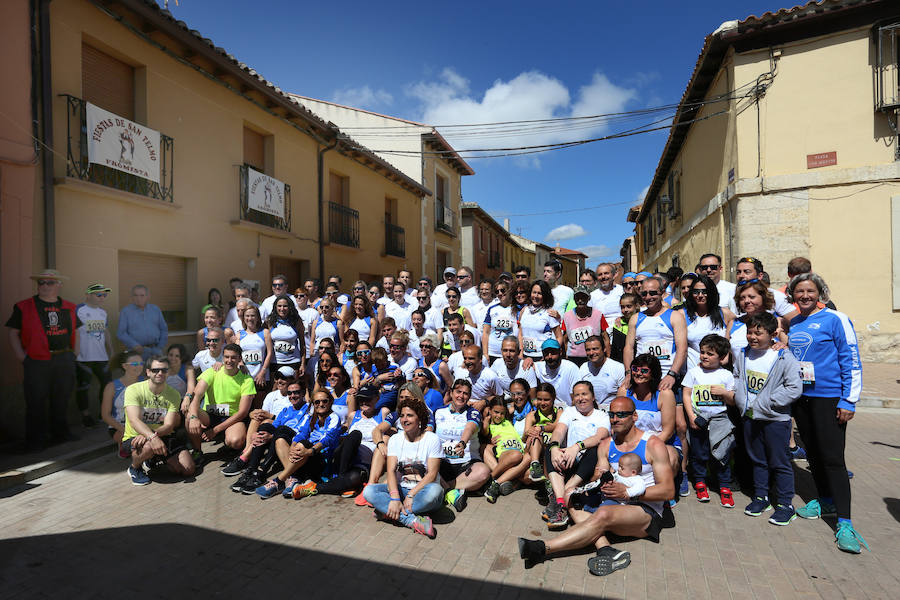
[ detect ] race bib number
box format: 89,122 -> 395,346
274,341 -> 295,354
523,338 -> 537,354
494,318 -> 513,333
798,361 -> 815,384
746,370 -> 767,394
142,407 -> 167,424
442,440 -> 461,458
242,350 -> 262,365
638,341 -> 669,360
540,430 -> 552,445
499,437 -> 523,452
85,320 -> 106,333
570,326 -> 593,345
691,384 -> 723,407
208,404 -> 230,417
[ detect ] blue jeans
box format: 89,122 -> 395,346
689,423 -> 732,487
363,482 -> 443,526
743,418 -> 794,506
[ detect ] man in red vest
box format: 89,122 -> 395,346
6,269 -> 81,451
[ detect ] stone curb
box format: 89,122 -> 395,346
0,440 -> 114,492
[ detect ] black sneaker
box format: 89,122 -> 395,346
499,481 -> 516,496
546,503 -> 569,530
231,471 -> 253,493
484,480 -> 500,504
240,472 -> 265,494
221,457 -> 247,476
542,500 -> 559,522
587,546 -> 631,576
744,496 -> 772,517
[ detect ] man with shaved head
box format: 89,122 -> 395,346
518,396 -> 674,577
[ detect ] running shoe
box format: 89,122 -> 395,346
542,500 -> 559,522
354,484 -> 372,507
546,503 -> 569,530
410,515 -> 436,539
744,496 -> 772,516
240,473 -> 265,495
292,480 -> 318,499
256,478 -> 285,499
847,470 -> 854,479
231,470 -> 253,493
570,479 -> 604,496
445,488 -> 467,512
768,504 -> 796,526
789,446 -> 807,461
484,480 -> 501,504
796,498 -> 837,519
720,487 -> 735,508
835,521 -> 869,554
529,461 -> 545,482
340,489 -> 358,498
587,546 -> 631,577
679,475 -> 690,497
190,449 -> 205,466
220,456 -> 246,476
127,465 -> 150,486
668,498 -> 677,509
282,476 -> 300,498
695,482 -> 710,502
499,481 -> 516,496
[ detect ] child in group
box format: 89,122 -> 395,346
731,312 -> 803,525
682,333 -> 736,508
612,452 -> 647,499
508,378 -> 534,438
482,397 -> 530,503
570,452 -> 647,510
521,382 -> 562,485
609,292 -> 639,363
360,347 -> 404,419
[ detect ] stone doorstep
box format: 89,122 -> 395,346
0,440 -> 114,492
857,396 -> 899,409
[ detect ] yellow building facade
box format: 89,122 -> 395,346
631,0 -> 900,360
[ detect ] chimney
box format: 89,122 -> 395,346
504,218 -> 510,231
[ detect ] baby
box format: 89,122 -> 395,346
570,452 -> 646,510
612,452 -> 646,499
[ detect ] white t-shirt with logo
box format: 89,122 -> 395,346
578,358 -> 626,407
682,365 -> 735,418
558,406 -> 610,447
490,358 -> 538,396
76,304 -> 109,362
534,359 -> 581,407
388,430 -> 443,490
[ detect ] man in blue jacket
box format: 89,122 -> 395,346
117,285 -> 167,360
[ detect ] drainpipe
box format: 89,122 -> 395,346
38,0 -> 55,267
317,138 -> 338,281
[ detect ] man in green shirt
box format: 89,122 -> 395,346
124,355 -> 194,486
188,343 -> 255,455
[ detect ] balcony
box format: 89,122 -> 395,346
385,223 -> 405,257
239,165 -> 291,232
329,201 -> 359,248
488,250 -> 502,269
63,94 -> 174,203
435,202 -> 456,234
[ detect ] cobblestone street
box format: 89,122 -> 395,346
1,409 -> 898,599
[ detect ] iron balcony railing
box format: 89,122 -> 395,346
385,223 -> 405,257
63,94 -> 174,203
239,165 -> 291,231
435,202 -> 456,233
329,201 -> 359,248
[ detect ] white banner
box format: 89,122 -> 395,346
86,102 -> 161,183
246,167 -> 285,219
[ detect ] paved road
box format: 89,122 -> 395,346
1,409 -> 898,600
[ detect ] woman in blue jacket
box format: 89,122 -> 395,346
787,273 -> 866,553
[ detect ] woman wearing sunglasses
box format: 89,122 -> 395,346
310,299 -> 344,360
101,350 -> 144,458
683,275 -> 734,372
294,288 -> 320,363
350,341 -> 374,389
411,367 -> 445,413
416,333 -> 452,394
670,272 -> 699,311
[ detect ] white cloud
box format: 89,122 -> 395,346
331,86 -> 393,110
407,68 -> 636,165
544,223 -> 588,242
636,185 -> 650,203
576,244 -> 618,265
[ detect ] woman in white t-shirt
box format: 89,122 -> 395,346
518,280 -> 562,364
362,393 -> 443,538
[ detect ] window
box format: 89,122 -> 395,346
480,225 -> 486,252
329,172 -> 349,206
657,197 -> 666,234
243,127 -> 265,172
674,173 -> 682,217
436,249 -> 450,280
82,43 -> 134,119
435,173 -> 452,230
875,23 -> 900,111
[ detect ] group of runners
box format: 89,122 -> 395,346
77,254 -> 866,577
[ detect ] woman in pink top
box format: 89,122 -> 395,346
561,286 -> 608,367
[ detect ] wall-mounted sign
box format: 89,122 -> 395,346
807,151 -> 837,169
86,102 -> 160,183
246,167 -> 285,219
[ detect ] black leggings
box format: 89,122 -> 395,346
792,396 -> 851,519
317,430 -> 368,495
545,444 -> 599,482
246,426 -> 295,477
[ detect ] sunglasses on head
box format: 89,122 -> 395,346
739,278 -> 760,285
609,410 -> 636,419
94,292 -> 108,297
124,361 -> 143,367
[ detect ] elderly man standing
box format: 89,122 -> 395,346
7,269 -> 81,450
117,285 -> 167,360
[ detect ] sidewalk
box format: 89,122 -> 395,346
859,361 -> 899,409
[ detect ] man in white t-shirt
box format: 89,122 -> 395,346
544,259 -> 574,314
229,298 -> 251,334
577,335 -> 626,407
456,345 -> 503,412
76,283 -> 114,427
469,279 -> 496,328
533,339 -> 581,407
225,285 -> 258,327
733,256 -> 798,319
259,274 -> 300,320
447,331 -> 487,376
192,327 -> 225,374
430,267 -> 457,311
697,253 -> 735,310
589,263 -> 624,326
457,266 -> 479,309
490,336 -> 537,399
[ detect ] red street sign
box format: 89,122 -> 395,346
807,151 -> 837,169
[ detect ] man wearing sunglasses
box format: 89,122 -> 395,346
589,263 -> 624,327
191,327 -> 225,374
75,283 -> 114,428
7,269 -> 81,450
697,253 -> 735,310
518,396 -> 674,576
431,267 -> 457,311
259,274 -> 299,320
623,276 -> 687,392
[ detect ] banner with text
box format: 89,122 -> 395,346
86,102 -> 161,183
247,167 -> 286,219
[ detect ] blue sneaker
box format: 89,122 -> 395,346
255,478 -> 285,499
127,465 -> 150,486
847,470 -> 854,479
768,504 -> 796,526
835,521 -> 869,553
789,446 -> 807,461
679,476 -> 690,497
796,498 -> 837,519
744,496 -> 772,517
282,476 -> 300,498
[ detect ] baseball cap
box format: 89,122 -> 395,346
623,272 -> 636,279
573,285 -> 591,300
443,267 -> 457,276
637,271 -> 653,277
499,271 -> 513,281
85,283 -> 111,294
541,339 -> 561,352
355,383 -> 379,400
276,365 -> 296,378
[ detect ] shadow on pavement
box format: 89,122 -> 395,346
884,498 -> 900,524
0,524 -> 612,599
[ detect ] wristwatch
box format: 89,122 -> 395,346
666,370 -> 678,379
578,440 -> 586,451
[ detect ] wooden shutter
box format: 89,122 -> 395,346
243,127 -> 265,171
118,251 -> 186,328
82,43 -> 134,119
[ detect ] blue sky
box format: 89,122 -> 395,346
162,0 -> 784,266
